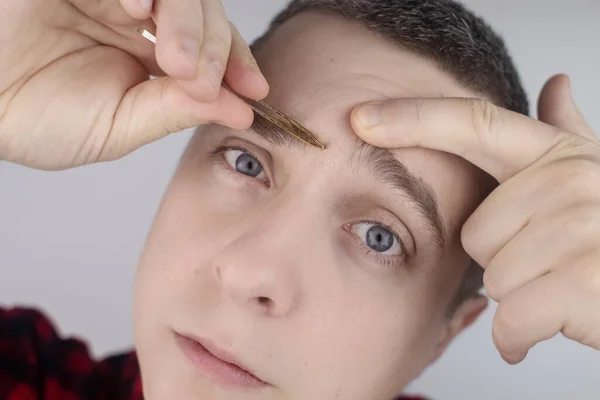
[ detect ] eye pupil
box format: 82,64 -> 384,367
235,153 -> 263,177
366,225 -> 394,252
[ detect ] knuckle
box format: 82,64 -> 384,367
482,267 -> 505,301
460,214 -> 489,264
469,99 -> 502,146
202,31 -> 230,79
460,217 -> 478,254
555,158 -> 600,198
403,98 -> 423,125
159,79 -> 187,133
554,130 -> 600,155
206,27 -> 232,55
559,203 -> 600,241
211,57 -> 227,77
391,98 -> 423,144
492,301 -> 522,351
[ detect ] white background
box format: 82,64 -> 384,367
1,0 -> 599,399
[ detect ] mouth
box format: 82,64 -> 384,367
174,331 -> 269,390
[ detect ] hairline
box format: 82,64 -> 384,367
250,6 -> 529,116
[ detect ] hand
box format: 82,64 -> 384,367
0,0 -> 268,170
351,74 -> 600,364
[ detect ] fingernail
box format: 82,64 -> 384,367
181,36 -> 200,64
246,55 -> 262,73
205,61 -> 223,91
246,58 -> 269,93
139,0 -> 153,11
356,103 -> 382,128
565,75 -> 575,100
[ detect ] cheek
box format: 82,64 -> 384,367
294,283 -> 440,396
349,298 -> 433,358
133,163 -> 255,319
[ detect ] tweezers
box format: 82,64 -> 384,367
136,26 -> 326,149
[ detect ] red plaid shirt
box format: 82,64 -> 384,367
0,307 -> 428,400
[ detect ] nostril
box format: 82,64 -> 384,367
257,297 -> 270,306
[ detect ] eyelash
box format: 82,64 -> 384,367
352,219 -> 409,270
212,145 -> 271,186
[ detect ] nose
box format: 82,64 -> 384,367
213,222 -> 300,318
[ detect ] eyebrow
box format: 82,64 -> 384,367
351,141 -> 447,250
248,112 -> 447,250
249,111 -> 310,150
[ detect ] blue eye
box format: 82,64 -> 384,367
224,149 -> 267,181
366,225 -> 394,252
351,222 -> 403,255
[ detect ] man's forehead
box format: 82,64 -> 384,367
251,11 -> 479,152
253,11 -> 477,113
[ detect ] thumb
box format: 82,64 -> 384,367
537,74 -> 595,138
98,76 -> 253,161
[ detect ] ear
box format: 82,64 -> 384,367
430,295 -> 489,363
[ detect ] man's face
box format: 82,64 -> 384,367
133,11 -> 489,400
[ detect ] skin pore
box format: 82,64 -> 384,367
132,10 -> 490,400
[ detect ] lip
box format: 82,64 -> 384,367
174,331 -> 268,390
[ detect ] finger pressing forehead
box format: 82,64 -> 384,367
352,97 -> 571,182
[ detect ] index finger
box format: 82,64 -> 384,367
351,98 -> 567,182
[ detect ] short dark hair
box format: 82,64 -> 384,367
251,0 -> 529,308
